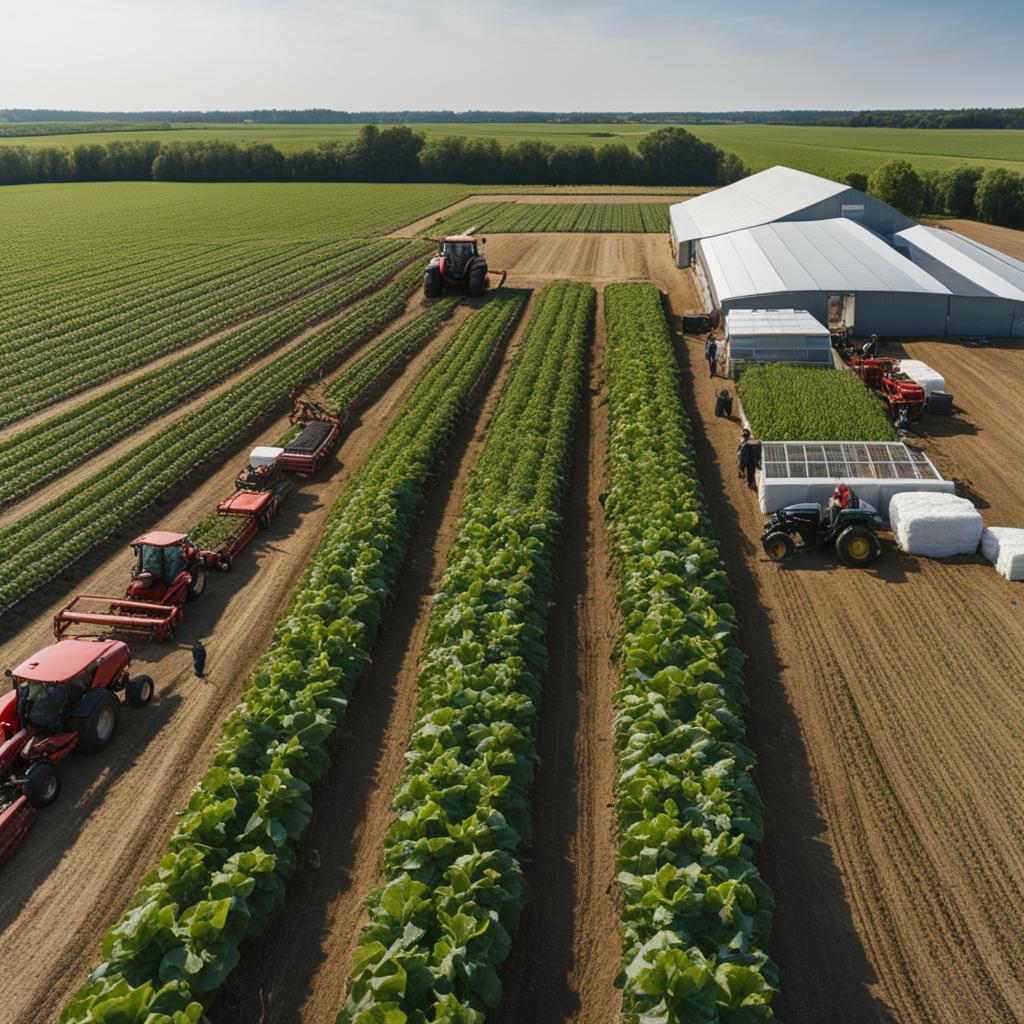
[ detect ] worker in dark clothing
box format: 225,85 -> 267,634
705,334 -> 718,378
863,334 -> 879,358
714,388 -> 733,418
192,639 -> 207,679
737,429 -> 761,490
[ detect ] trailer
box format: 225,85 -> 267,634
278,401 -> 345,476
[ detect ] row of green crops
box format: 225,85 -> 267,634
603,283 -> 778,1022
3,237 -> 412,424
323,295 -> 462,410
424,201 -> 669,235
189,297 -> 462,550
338,279 -> 594,1023
736,364 -> 896,442
0,264 -> 428,614
0,241 -> 430,507
59,290 -> 528,1024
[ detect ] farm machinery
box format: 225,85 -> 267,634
847,356 -> 926,423
53,400 -> 343,642
423,236 -> 507,299
762,501 -> 883,568
0,636 -> 153,865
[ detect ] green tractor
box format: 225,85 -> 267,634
761,501 -> 882,568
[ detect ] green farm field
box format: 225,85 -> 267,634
4,121 -> 1024,176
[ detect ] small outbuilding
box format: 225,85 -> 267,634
725,309 -> 833,373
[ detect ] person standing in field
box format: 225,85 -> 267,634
192,639 -> 207,679
737,428 -> 761,489
705,334 -> 718,378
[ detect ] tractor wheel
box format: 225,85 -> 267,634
423,267 -> 442,299
25,761 -> 60,809
127,674 -> 155,709
75,691 -> 121,754
186,568 -> 206,602
467,262 -> 487,297
762,532 -> 795,562
836,526 -> 880,568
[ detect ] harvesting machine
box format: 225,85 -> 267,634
0,637 -> 153,865
848,356 -> 926,423
423,236 -> 507,299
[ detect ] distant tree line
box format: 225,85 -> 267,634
4,107 -> 1024,129
0,121 -> 174,138
846,161 -> 1024,228
0,125 -> 746,188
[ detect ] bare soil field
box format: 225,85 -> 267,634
934,218 -> 1024,259
0,299 -> 471,1024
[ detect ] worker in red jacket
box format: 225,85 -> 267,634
829,483 -> 859,523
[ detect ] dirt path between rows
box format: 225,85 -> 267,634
391,193 -> 692,237
649,260 -> 1024,1024
494,292 -> 623,1024
0,254 -> 404,442
210,294 -> 534,1024
0,297 -> 470,1024
0,268 -> 422,529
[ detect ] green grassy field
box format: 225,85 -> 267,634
3,121 -> 1024,177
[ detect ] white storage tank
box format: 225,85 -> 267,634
726,309 -> 834,374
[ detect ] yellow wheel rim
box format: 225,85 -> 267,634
849,536 -> 871,559
771,541 -> 787,559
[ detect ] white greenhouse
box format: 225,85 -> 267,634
757,441 -> 954,519
725,309 -> 833,372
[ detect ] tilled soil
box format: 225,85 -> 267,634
0,301 -> 470,1024
651,263 -> 1024,1024
933,218 -> 1024,260
210,294 -> 534,1024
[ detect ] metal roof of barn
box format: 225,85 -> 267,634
701,219 -> 952,303
726,309 -> 831,337
669,166 -> 850,245
895,225 -> 1024,301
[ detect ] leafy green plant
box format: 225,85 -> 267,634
59,290 -> 528,1024
425,201 -> 669,236
604,283 -> 778,1023
338,280 -> 594,1023
737,363 -> 896,441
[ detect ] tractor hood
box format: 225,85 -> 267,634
12,638 -> 125,684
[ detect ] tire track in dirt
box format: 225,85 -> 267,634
0,301 -> 474,1024
494,292 -> 623,1024
209,294 -> 534,1024
651,253 -> 1024,1024
0,273 -> 427,529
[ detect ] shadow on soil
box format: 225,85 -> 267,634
670,316 -> 896,1024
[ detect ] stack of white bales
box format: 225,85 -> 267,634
899,359 -> 945,398
889,492 -> 983,557
981,527 -> 1024,581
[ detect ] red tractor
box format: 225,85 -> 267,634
849,356 -> 926,423
54,531 -> 212,642
423,236 -> 507,299
0,637 -> 153,864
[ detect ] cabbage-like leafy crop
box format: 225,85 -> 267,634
604,283 -> 779,1023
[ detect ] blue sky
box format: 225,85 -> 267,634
1,0 -> 1022,111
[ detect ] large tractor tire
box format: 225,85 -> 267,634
423,266 -> 442,299
836,525 -> 880,568
127,674 -> 155,709
75,691 -> 121,753
762,532 -> 795,562
186,568 -> 206,602
466,261 -> 487,297
25,761 -> 60,809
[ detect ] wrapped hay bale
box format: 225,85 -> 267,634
889,492 -> 982,558
899,359 -> 946,398
981,527 -> 1024,581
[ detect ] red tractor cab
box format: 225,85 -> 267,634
423,236 -> 507,299
54,531 -> 208,642
0,637 -> 153,864
849,356 -> 926,423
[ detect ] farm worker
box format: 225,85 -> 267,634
829,483 -> 859,523
895,404 -> 911,432
714,388 -> 733,418
863,334 -> 879,358
704,334 -> 717,378
192,639 -> 207,679
737,429 -> 761,490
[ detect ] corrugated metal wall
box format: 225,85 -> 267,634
779,189 -> 915,237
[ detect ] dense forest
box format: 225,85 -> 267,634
3,108 -> 1024,129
